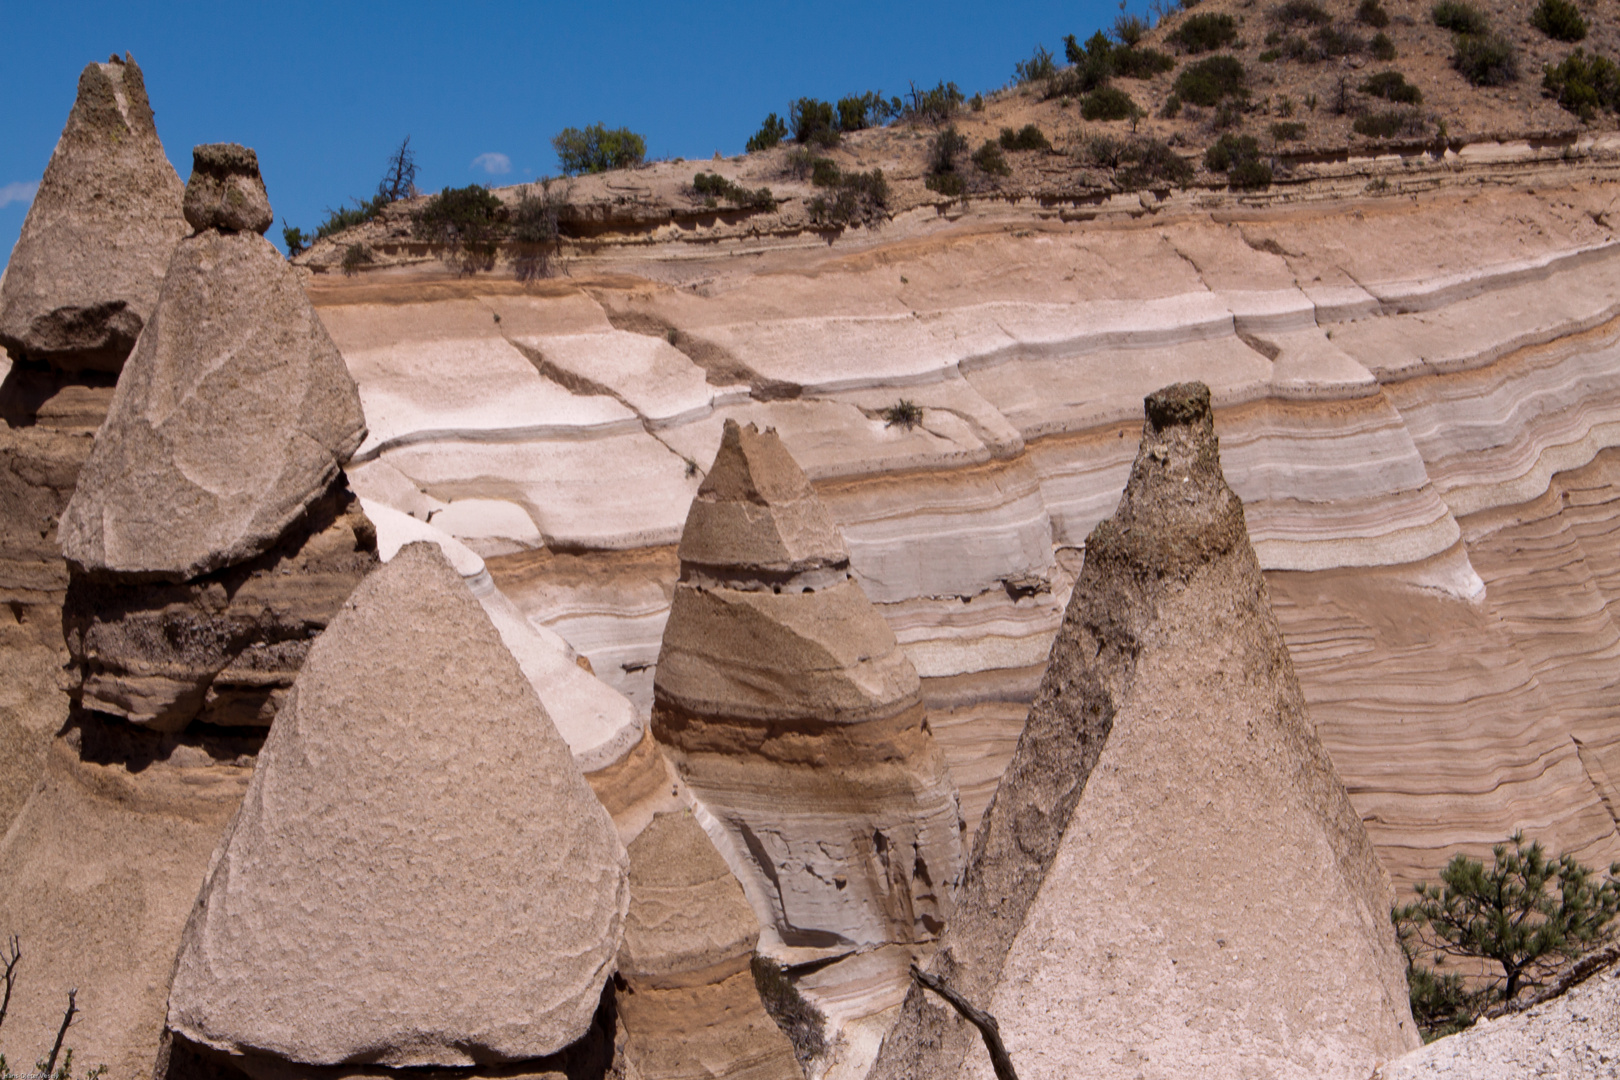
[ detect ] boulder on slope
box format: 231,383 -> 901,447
872,383 -> 1419,1080
0,54 -> 186,374
59,192 -> 366,581
617,810 -> 802,1080
165,542 -> 629,1069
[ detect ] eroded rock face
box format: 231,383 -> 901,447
652,420 -> 963,954
617,810 -> 801,1080
60,223 -> 367,582
182,143 -> 274,236
166,542 -> 629,1069
0,55 -> 186,374
872,383 -> 1419,1080
63,489 -> 377,730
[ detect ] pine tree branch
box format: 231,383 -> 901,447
909,964 -> 1020,1080
41,989 -> 77,1080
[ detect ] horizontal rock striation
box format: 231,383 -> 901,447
322,181 -> 1620,911
652,422 -> 963,966
616,810 -> 801,1080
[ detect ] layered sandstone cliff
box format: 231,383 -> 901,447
323,171 -> 1620,912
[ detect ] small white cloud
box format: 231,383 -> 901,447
0,181 -> 40,209
471,153 -> 511,175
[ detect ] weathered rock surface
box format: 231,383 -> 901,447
1375,956 -> 1620,1080
652,420 -> 963,1029
873,383 -> 1418,1080
63,488 -> 378,731
0,729 -> 252,1080
182,143 -> 274,236
166,542 -> 629,1069
617,810 -> 801,1080
60,223 -> 366,581
0,55 -> 186,373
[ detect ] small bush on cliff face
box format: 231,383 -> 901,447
411,184 -> 505,273
1544,50 -> 1620,119
1361,70 -> 1423,104
807,167 -> 889,228
902,80 -> 965,125
1001,124 -> 1052,151
1116,137 -> 1196,189
1168,12 -> 1238,53
340,243 -> 374,275
1452,32 -> 1519,85
1372,31 -> 1399,60
1204,133 -> 1273,189
1114,45 -> 1178,78
1270,0 -> 1332,28
1082,85 -> 1143,121
553,124 -> 646,175
1174,55 -> 1249,105
791,98 -> 839,146
1393,832 -> 1620,1028
1354,109 -> 1426,138
751,955 -> 827,1068
1015,43 -> 1059,84
883,399 -> 924,428
972,140 -> 1012,176
747,113 -> 788,152
692,172 -> 776,209
512,182 -> 566,281
925,126 -> 969,195
1357,0 -> 1391,28
1532,0 -> 1587,43
1270,120 -> 1308,140
1432,0 -> 1490,34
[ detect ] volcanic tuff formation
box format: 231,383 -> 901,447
54,144 -> 375,732
0,54 -> 187,373
616,810 -> 801,1080
873,383 -> 1418,1080
61,142 -> 366,581
0,53 -> 187,834
652,420 -> 963,1002
166,542 -> 629,1071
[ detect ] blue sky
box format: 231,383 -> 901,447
1,1 -> 1121,264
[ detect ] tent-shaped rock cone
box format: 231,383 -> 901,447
652,419 -> 963,954
871,382 -> 1420,1080
164,542 -> 629,1069
59,141 -> 366,582
0,54 -> 186,374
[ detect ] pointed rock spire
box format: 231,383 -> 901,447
677,418 -> 848,580
0,54 -> 186,373
872,383 -> 1418,1080
59,146 -> 366,581
165,542 -> 629,1069
654,421 -> 961,962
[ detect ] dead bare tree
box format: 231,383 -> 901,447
0,935 -> 17,1034
909,964 -> 1020,1080
375,136 -> 418,205
39,988 -> 78,1080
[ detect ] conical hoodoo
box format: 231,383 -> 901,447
0,54 -> 187,374
162,542 -> 630,1077
58,143 -> 376,732
871,383 -> 1419,1080
0,53 -> 187,835
652,420 -> 964,986
0,141 -> 375,1080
